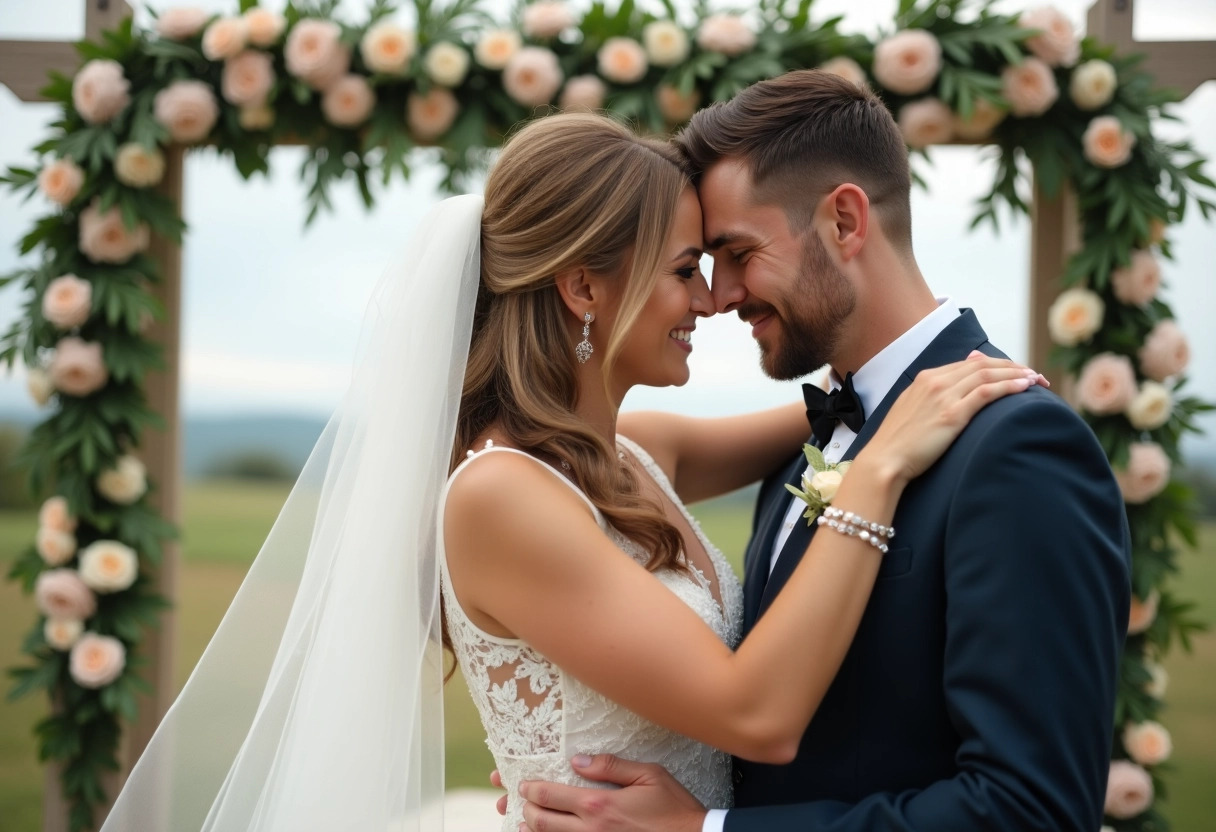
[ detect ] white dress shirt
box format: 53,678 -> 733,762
702,297 -> 960,832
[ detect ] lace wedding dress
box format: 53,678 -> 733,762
439,436 -> 743,830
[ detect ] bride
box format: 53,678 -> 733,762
102,113 -> 1039,831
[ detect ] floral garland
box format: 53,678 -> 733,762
1,0 -> 1212,829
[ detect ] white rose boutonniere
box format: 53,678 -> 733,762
784,444 -> 853,525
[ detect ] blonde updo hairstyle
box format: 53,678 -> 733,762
452,112 -> 689,575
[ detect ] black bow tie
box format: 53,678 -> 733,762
802,372 -> 866,443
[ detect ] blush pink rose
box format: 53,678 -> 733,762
1001,57 -> 1058,117
503,47 -> 564,108
222,49 -> 275,107
656,84 -> 701,124
154,80 -> 219,144
72,60 -> 130,125
407,89 -> 460,142
285,19 -> 351,90
1105,760 -> 1154,819
156,7 -> 209,41
953,97 -> 1007,141
44,617 -> 84,651
522,1 -> 576,40
1127,589 -> 1160,634
898,98 -> 953,148
560,75 -> 607,111
49,337 -> 108,397
69,633 -> 126,689
321,74 -> 376,127
38,158 -> 84,207
79,199 -> 150,263
597,37 -> 648,84
39,496 -> 78,534
1124,721 -> 1172,766
1083,115 -> 1136,168
360,21 -> 414,76
36,528 -> 78,567
1075,353 -> 1137,415
243,7 -> 286,47
474,29 -> 521,70
1018,6 -> 1080,67
873,29 -> 941,95
202,16 -> 248,61
1138,319 -> 1189,381
696,14 -> 755,57
1115,443 -> 1170,505
1110,249 -> 1161,307
35,569 -> 97,620
42,274 -> 92,330
817,57 -> 867,89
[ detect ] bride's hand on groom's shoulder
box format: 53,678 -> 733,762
515,755 -> 705,832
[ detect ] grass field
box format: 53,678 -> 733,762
1,482 -> 1213,829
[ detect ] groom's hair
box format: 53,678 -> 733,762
675,69 -> 913,253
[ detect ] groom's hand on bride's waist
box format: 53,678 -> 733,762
516,754 -> 706,832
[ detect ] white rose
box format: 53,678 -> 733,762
201,16 -> 249,61
96,454 -> 147,505
44,617 -> 84,651
1070,59 -> 1117,110
1123,721 -> 1172,766
1126,381 -> 1172,430
79,540 -> 139,593
475,29 -> 521,70
522,1 -> 575,40
1143,661 -> 1168,699
696,14 -> 755,57
27,367 -> 55,407
643,21 -> 689,67
69,633 -> 126,689
1019,6 -> 1079,67
36,527 -> 78,566
424,42 -> 470,87
873,29 -> 941,95
114,143 -> 166,188
42,273 -> 92,330
1047,287 -> 1104,346
361,21 -> 414,76
807,469 -> 844,502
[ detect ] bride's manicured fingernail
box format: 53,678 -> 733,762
572,754 -> 592,768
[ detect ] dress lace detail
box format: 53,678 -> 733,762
439,441 -> 743,830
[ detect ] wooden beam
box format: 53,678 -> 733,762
1087,0 -> 1216,97
0,0 -> 131,103
1029,180 -> 1080,387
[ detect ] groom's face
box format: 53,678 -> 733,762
699,160 -> 856,380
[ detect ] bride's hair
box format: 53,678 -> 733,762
452,112 -> 688,578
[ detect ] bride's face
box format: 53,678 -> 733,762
611,188 -> 713,391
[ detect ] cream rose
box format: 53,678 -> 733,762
44,617 -> 84,651
474,29 -> 522,71
1001,57 -> 1058,117
818,56 -> 867,89
39,496 -> 78,533
807,469 -> 844,502
243,7 -> 286,47
79,199 -> 150,263
503,47 -> 564,108
1144,661 -> 1168,699
1124,721 -> 1171,766
1076,353 -> 1137,415
49,337 -> 108,397
79,540 -> 139,593
96,454 -> 148,505
156,7 -> 209,41
1111,249 -> 1160,307
1115,443 -> 1170,505
361,21 -> 414,75
656,84 -> 700,124
953,97 -> 1008,141
72,59 -> 130,125
221,49 -> 275,108
1046,287 -> 1104,346
1083,115 -> 1136,168
114,143 -> 166,188
1018,6 -> 1079,67
38,158 -> 84,206
522,1 -> 575,40
34,569 -> 97,620
239,104 -> 275,131
560,75 -> 607,111
598,37 -> 648,84
42,274 -> 92,330
285,19 -> 351,90
407,88 -> 460,142
26,367 -> 54,407
424,42 -> 470,87
873,29 -> 941,96
1126,381 -> 1172,431
1070,59 -> 1117,110
154,80 -> 220,145
202,16 -> 248,61
1128,589 -> 1160,635
643,21 -> 690,67
36,528 -> 78,567
898,98 -> 953,148
1106,760 -> 1153,818
696,14 -> 756,57
321,74 -> 376,127
69,633 -> 126,689
1138,319 -> 1189,381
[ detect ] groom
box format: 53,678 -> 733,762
516,71 -> 1131,831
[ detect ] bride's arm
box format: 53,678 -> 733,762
446,356 -> 1035,763
618,401 -> 809,504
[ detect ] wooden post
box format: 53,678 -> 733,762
1028,181 -> 1080,385
1087,0 -> 1216,98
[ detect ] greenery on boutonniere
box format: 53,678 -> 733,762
784,444 -> 853,526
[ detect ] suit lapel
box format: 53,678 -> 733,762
743,451 -> 808,631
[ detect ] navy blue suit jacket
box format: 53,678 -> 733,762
728,310 -> 1131,832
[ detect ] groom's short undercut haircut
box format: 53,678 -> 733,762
675,69 -> 913,252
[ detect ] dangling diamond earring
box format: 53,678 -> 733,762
575,312 -> 594,364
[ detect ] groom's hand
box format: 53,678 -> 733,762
519,754 -> 706,832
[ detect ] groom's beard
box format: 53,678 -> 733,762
742,232 -> 856,381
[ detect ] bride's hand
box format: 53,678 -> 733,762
858,352 -> 1046,488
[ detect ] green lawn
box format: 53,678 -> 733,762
1,485 -> 1213,828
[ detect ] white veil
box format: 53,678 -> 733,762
102,194 -> 484,831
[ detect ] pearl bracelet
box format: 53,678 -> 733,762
816,506 -> 894,554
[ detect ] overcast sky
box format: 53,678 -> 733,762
1,0 -> 1214,454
